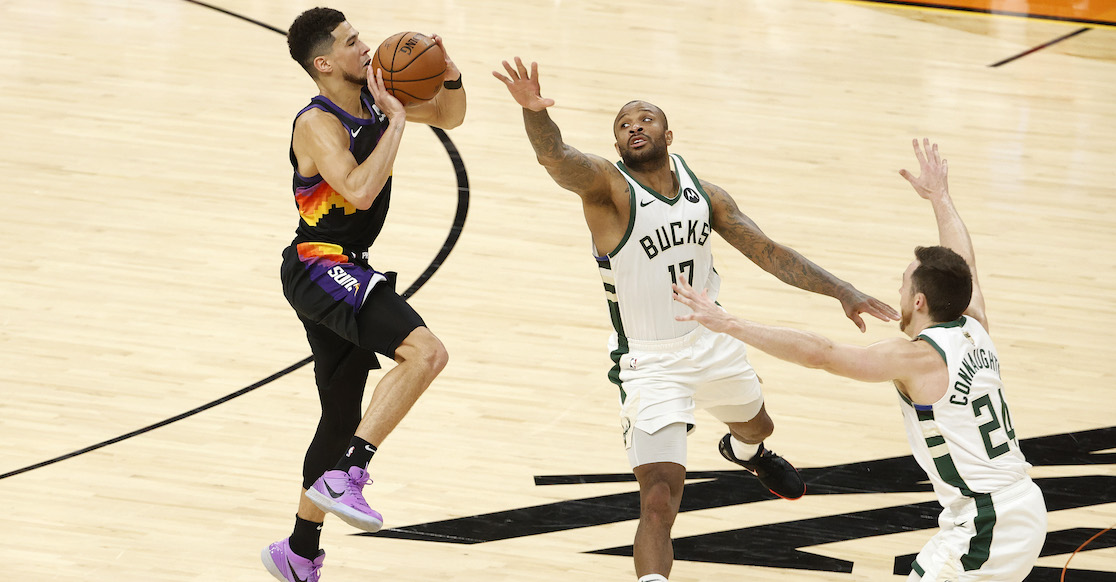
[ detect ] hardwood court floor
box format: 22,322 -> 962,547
0,0 -> 1113,580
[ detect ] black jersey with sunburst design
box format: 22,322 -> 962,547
289,87 -> 392,254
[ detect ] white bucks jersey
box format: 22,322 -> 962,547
596,154 -> 719,342
900,316 -> 1031,509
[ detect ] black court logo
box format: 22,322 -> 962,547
367,426 -> 1116,579
683,187 -> 699,203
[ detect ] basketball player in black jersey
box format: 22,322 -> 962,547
262,8 -> 465,582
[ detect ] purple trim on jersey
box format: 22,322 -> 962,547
914,403 -> 935,412
296,247 -> 382,312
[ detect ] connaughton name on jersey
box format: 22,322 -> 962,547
949,347 -> 1001,405
638,219 -> 711,260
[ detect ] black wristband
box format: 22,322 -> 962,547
443,75 -> 463,90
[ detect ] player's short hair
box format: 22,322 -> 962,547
616,100 -> 669,131
912,245 -> 973,323
288,7 -> 347,77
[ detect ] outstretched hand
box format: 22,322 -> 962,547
671,279 -> 738,335
899,138 -> 949,200
492,57 -> 555,112
837,288 -> 900,333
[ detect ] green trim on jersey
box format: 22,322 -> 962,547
917,335 -> 947,364
602,180 -> 638,257
673,154 -> 714,218
608,332 -> 629,403
910,559 -> 925,577
918,407 -> 976,497
927,316 -> 967,329
599,254 -> 630,401
616,160 -> 682,205
961,493 -> 997,571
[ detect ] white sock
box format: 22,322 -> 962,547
638,575 -> 668,582
730,436 -> 760,460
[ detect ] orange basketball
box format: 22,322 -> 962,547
369,32 -> 446,105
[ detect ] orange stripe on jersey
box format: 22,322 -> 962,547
295,242 -> 350,265
296,182 -> 358,226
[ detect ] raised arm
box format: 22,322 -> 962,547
293,68 -> 406,210
899,139 -> 987,329
492,57 -> 619,204
703,179 -> 899,331
404,34 -> 466,129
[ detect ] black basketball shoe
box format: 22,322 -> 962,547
718,434 -> 805,500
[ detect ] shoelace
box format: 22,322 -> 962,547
309,558 -> 324,578
346,470 -> 373,511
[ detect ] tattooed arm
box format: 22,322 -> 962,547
493,57 -> 621,204
703,179 -> 899,331
521,108 -> 618,202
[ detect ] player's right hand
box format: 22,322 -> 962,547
899,138 -> 949,201
492,57 -> 555,112
367,66 -> 406,121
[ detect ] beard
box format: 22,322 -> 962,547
342,68 -> 367,86
899,308 -> 912,332
619,136 -> 668,171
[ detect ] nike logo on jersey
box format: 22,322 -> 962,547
639,199 -> 654,207
351,127 -> 362,138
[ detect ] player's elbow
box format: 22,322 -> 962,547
802,348 -> 832,371
350,189 -> 377,211
442,108 -> 466,129
535,153 -> 561,168
799,338 -> 834,367
430,110 -> 465,130
802,338 -> 842,372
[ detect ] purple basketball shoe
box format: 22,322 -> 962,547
305,466 -> 384,532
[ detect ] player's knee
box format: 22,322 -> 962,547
639,480 -> 679,528
427,337 -> 448,374
728,407 -> 774,442
398,328 -> 448,375
416,334 -> 448,375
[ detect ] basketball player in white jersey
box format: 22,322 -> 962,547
674,139 -> 1047,581
493,57 -> 899,582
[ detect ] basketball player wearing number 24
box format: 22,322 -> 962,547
493,57 -> 898,582
262,8 -> 465,582
674,140 -> 1047,581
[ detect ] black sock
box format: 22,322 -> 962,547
289,515 -> 323,559
334,436 -> 377,472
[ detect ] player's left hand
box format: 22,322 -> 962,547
672,279 -> 737,335
838,288 -> 899,332
427,34 -> 461,83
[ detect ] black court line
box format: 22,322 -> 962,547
847,0 -> 1098,67
0,2 -> 469,481
989,27 -> 1091,67
181,0 -> 286,34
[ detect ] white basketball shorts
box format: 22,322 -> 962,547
610,325 -> 765,464
908,478 -> 1047,581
